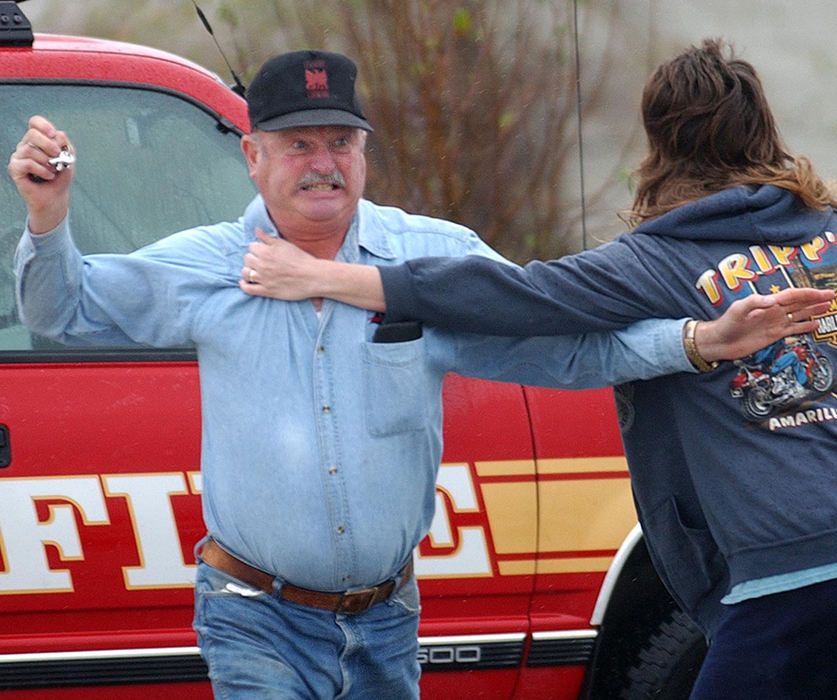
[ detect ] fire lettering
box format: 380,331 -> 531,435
416,463 -> 491,577
103,473 -> 195,589
0,468 -> 497,595
0,477 -> 109,593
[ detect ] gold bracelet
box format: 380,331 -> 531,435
683,319 -> 720,373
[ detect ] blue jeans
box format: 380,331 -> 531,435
193,560 -> 421,699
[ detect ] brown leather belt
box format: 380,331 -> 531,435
200,539 -> 413,615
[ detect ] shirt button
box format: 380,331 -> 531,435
329,465 -> 338,475
322,405 -> 331,414
336,525 -> 345,534
317,346 -> 325,354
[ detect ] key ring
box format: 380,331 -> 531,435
48,148 -> 75,171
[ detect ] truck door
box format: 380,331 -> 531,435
0,81 -> 255,696
417,374 -> 539,699
520,384 -> 637,698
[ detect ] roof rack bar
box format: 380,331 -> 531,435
0,1 -> 33,48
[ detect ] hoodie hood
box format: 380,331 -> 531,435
635,185 -> 834,245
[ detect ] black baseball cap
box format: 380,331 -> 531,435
246,50 -> 373,132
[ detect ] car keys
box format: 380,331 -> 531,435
48,148 -> 75,171
29,147 -> 75,182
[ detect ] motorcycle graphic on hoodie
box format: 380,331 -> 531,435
729,334 -> 835,422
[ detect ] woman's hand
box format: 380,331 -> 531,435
696,287 -> 835,361
240,230 -> 386,311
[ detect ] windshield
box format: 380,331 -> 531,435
0,83 -> 257,354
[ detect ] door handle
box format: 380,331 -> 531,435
0,425 -> 10,468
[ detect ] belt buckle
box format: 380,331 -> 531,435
337,586 -> 379,614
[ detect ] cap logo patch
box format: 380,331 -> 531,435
305,59 -> 330,99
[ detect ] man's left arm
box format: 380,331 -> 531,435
450,281 -> 837,387
448,277 -> 837,388
443,317 -> 691,389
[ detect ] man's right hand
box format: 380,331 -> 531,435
7,115 -> 75,234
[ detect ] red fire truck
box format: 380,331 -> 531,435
0,3 -> 704,697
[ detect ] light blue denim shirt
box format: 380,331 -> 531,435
15,196 -> 692,591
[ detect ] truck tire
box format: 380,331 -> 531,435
619,608 -> 707,699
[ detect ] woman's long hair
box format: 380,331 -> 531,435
624,38 -> 837,228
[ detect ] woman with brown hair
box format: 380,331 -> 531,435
244,39 -> 837,696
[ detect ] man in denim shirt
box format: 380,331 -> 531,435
8,50 -> 823,698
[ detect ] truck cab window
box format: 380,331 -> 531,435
0,83 -> 256,353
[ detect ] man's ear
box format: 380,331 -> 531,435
241,134 -> 259,175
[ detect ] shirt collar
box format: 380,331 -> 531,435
242,195 -> 277,237
355,199 -> 397,261
242,196 -> 397,262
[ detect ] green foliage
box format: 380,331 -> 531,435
452,8 -> 472,37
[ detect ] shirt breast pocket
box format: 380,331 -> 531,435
362,338 -> 427,437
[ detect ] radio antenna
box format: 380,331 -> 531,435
572,0 -> 588,251
191,0 -> 246,96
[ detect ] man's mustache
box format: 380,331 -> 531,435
297,171 -> 346,188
